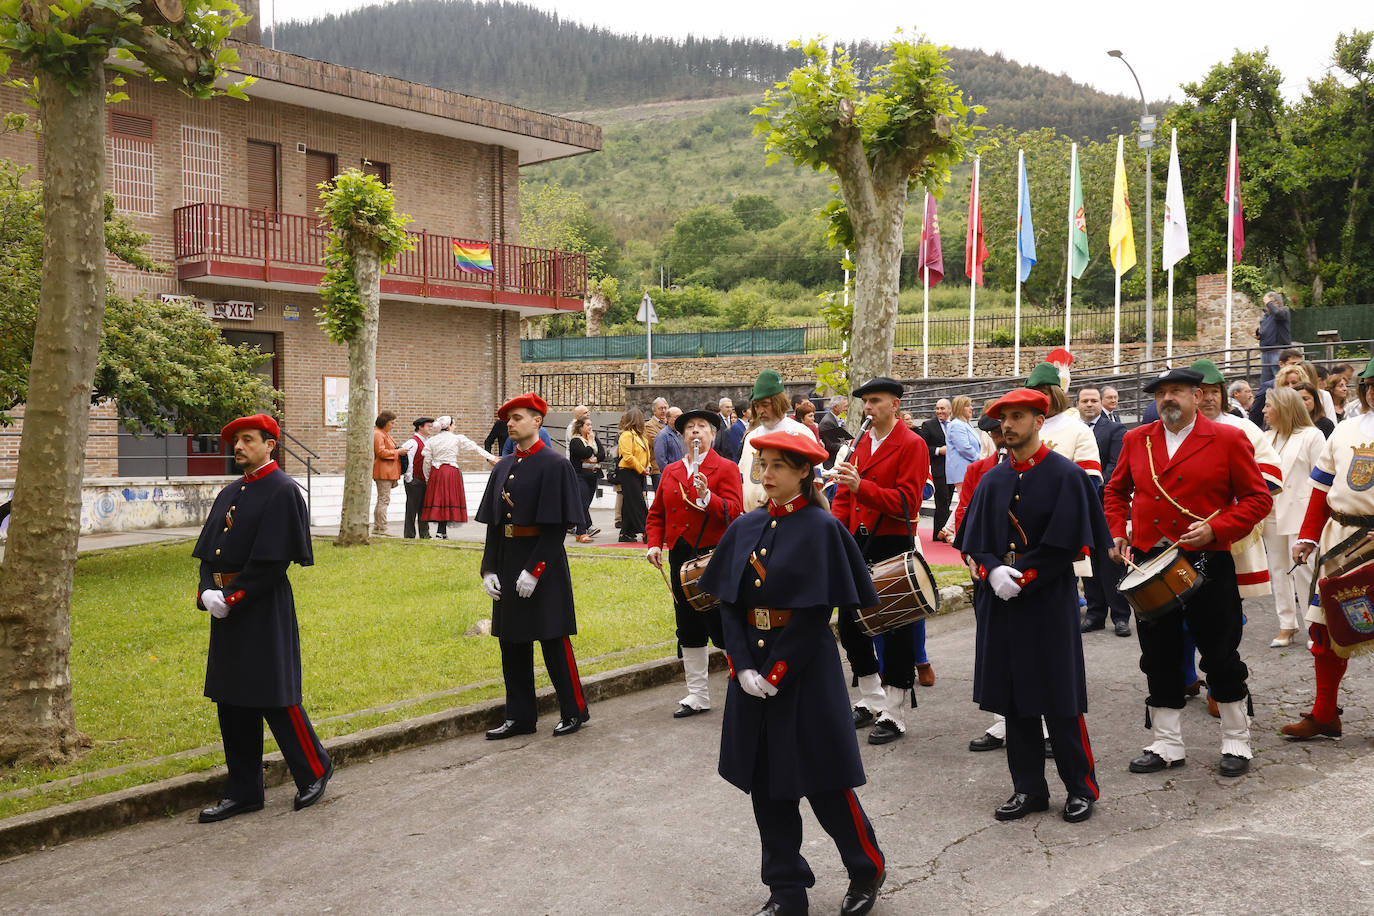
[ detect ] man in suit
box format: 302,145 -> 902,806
717,397 -> 746,463
817,394 -> 852,468
1076,387 -> 1131,635
918,399 -> 955,537
1100,387 -> 1120,424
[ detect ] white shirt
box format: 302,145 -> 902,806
1163,416 -> 1196,460
399,434 -> 425,484
422,430 -> 495,479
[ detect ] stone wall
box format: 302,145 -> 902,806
1195,273 -> 1260,352
0,477 -> 232,536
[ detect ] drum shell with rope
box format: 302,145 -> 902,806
1117,546 -> 1205,621
855,549 -> 940,636
678,550 -> 718,613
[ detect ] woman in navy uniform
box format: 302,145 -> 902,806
476,393 -> 591,739
700,428 -> 885,916
193,413 -> 331,823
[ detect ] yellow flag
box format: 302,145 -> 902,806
1109,135 -> 1136,275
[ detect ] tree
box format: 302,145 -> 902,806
731,193 -> 784,230
0,0 -> 253,767
316,169 -> 413,547
754,37 -> 978,391
663,205 -> 747,283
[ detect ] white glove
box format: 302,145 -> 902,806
516,570 -> 539,598
481,573 -> 502,600
200,589 -> 230,619
988,565 -> 1023,601
645,546 -> 663,569
738,669 -> 777,698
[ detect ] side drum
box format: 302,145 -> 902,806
855,550 -> 940,637
1117,546 -> 1205,621
678,551 -> 718,613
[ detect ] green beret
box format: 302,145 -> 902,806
1188,358 -> 1226,386
1360,354 -> 1374,380
750,369 -> 785,402
1025,362 -> 1062,389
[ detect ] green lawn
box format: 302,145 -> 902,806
0,538 -> 966,820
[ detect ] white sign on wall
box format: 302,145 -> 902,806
159,293 -> 255,322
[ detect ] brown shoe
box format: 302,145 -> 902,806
917,663 -> 935,687
575,534 -> 594,543
1207,695 -> 1220,718
1280,712 -> 1342,740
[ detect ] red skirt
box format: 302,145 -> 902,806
421,465 -> 467,522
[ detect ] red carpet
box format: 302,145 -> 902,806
586,528 -> 966,567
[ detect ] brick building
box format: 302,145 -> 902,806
0,9 -> 599,504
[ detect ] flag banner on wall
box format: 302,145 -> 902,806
1017,156 -> 1037,282
1068,152 -> 1089,279
452,240 -> 495,272
919,192 -> 944,286
1162,134 -> 1190,271
1109,137 -> 1137,275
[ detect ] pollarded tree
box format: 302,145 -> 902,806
316,169 -> 413,546
754,36 -> 979,389
0,0 -> 254,766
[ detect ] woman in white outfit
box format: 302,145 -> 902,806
1260,387 -> 1325,646
421,414 -> 497,539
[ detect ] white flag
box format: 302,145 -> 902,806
636,292 -> 659,324
1162,130 -> 1190,271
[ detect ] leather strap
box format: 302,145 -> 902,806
211,572 -> 238,588
749,607 -> 792,630
502,524 -> 541,538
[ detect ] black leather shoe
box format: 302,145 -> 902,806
198,797 -> 264,823
1044,738 -> 1055,759
673,703 -> 708,719
994,792 -> 1049,821
485,719 -> 536,740
1062,795 -> 1094,823
852,705 -> 877,729
552,716 -> 585,736
1080,619 -> 1106,632
1129,751 -> 1185,773
1114,620 -> 1132,637
1219,753 -> 1250,777
293,764 -> 333,811
867,719 -> 903,745
969,732 -> 1004,752
750,900 -> 803,916
840,871 -> 885,915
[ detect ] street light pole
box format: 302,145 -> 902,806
1109,50 -> 1154,364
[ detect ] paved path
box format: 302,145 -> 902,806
5,594 -> 1373,914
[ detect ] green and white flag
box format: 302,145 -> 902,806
1068,146 -> 1089,279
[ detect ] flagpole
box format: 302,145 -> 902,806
921,193 -> 930,379
1064,143 -> 1075,349
1166,130 -> 1176,362
967,157 -> 979,377
1014,149 -> 1023,378
1113,135 -> 1123,373
1225,117 -> 1236,360
646,307 -> 653,383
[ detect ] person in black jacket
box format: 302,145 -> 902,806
567,416 -> 603,542
917,399 -> 955,537
1075,387 -> 1132,635
193,413 -> 330,824
483,414 -> 509,456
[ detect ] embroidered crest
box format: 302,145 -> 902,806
750,459 -> 763,485
1348,444 -> 1374,492
1336,584 -> 1374,635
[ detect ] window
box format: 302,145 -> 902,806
181,126 -> 222,204
361,158 -> 390,186
245,140 -> 278,213
109,113 -> 155,217
305,150 -> 337,214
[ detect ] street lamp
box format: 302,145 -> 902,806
1108,50 -> 1154,363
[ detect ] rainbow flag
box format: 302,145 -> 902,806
452,240 -> 494,273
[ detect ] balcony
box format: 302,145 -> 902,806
172,202 -> 586,313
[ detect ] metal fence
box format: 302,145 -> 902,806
520,372 -> 637,410
522,305 -> 1196,362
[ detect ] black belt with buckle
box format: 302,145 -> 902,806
750,608 -> 792,630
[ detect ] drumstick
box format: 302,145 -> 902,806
1159,509 -> 1222,554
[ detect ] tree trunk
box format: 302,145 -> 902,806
585,285 -> 608,337
0,65 -> 106,765
334,248 -> 382,546
847,183 -> 907,392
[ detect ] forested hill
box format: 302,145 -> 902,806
266,0 -> 1163,139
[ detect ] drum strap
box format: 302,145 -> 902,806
1145,437 -> 1206,522
863,492 -> 916,556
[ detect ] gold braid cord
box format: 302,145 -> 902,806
1145,436 -> 1206,522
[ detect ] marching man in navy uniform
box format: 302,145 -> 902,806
194,413 -> 331,823
700,428 -> 886,916
830,377 -> 931,745
955,389 -> 1110,824
477,393 -> 591,739
646,406 -> 744,718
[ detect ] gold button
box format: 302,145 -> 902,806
240,486 -> 246,491
1013,494 -> 1020,501
215,548 -> 221,555
760,548 -> 767,557
509,474 -> 515,479
223,527 -> 228,533
770,520 -> 777,528
757,639 -> 765,648
505,512 -> 512,519
1009,543 -> 1015,550
754,578 -> 762,587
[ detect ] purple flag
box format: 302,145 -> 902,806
919,192 -> 944,286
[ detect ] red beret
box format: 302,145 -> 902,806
1047,347 -> 1075,366
220,413 -> 281,442
497,392 -> 549,421
751,428 -> 827,466
986,388 -> 1050,420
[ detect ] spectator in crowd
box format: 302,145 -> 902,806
1326,371 -> 1353,424
976,398 -> 1000,458
818,394 -> 851,467
654,406 -> 686,471
1332,363 -> 1361,418
1293,381 -> 1334,437
943,395 -> 983,499
1299,361 -> 1338,421
1255,290 -> 1292,386
918,399 -> 957,538
399,416 -> 435,539
617,408 -> 652,543
1228,380 -> 1254,416
1259,387 -> 1324,648
564,405 -> 590,454
372,411 -> 402,537
483,413 -> 508,456
567,417 -> 604,544
1249,347 -> 1306,427
645,397 -> 669,491
1099,386 -> 1120,423
718,397 -> 747,463
423,415 -> 498,539
794,398 -> 821,441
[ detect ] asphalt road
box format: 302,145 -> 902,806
5,595 -> 1374,915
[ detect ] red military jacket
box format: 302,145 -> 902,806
646,447 -> 743,550
831,420 -> 930,538
1103,412 -> 1272,552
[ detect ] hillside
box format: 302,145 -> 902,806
267,0 -> 1165,139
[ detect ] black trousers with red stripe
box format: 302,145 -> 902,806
500,637 -> 588,725
749,739 -> 884,909
216,702 -> 331,802
1005,712 -> 1099,802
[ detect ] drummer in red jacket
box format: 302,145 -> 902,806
1103,367 -> 1272,777
646,407 -> 744,718
831,376 -> 931,745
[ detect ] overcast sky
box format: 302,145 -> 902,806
264,0 -> 1367,102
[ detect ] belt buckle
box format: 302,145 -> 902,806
212,573 -> 223,587
1002,552 -> 1016,565
753,608 -> 771,631
503,524 -> 514,538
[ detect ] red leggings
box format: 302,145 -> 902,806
1308,623 -> 1349,722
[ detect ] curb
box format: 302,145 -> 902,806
0,650 -> 724,860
